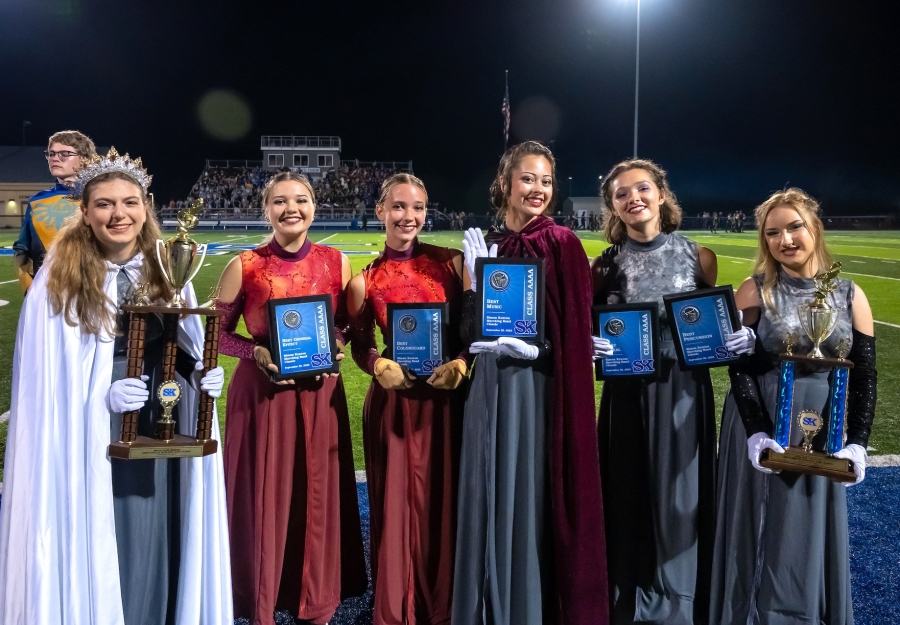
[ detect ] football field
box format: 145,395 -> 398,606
0,228 -> 898,475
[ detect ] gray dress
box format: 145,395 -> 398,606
110,270 -> 183,625
452,353 -> 553,625
596,233 -> 716,625
710,271 -> 855,625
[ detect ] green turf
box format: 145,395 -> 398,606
1,228 -> 898,478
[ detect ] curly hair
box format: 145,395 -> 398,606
48,130 -> 96,160
600,158 -> 682,244
46,172 -> 170,335
753,187 -> 832,312
489,141 -> 557,221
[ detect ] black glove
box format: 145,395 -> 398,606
845,329 -> 876,448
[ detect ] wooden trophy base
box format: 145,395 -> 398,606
760,447 -> 856,482
109,435 -> 218,460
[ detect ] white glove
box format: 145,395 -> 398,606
462,227 -> 498,292
107,375 -> 150,413
194,361 -> 225,398
725,310 -> 756,355
592,336 -> 614,360
469,336 -> 539,360
833,444 -> 867,486
747,432 -> 785,474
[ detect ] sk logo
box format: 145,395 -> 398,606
514,320 -> 537,335
163,388 -> 176,397
311,353 -> 333,367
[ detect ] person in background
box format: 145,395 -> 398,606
710,188 -> 875,624
347,174 -> 468,625
13,130 -> 96,291
215,172 -> 366,625
592,158 -> 723,625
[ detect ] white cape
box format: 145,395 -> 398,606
0,253 -> 233,624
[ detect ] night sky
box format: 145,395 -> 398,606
1,0 -> 897,216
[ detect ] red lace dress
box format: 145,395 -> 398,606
350,240 -> 467,625
219,238 -> 366,625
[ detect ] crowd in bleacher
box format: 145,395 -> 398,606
162,163 -> 402,219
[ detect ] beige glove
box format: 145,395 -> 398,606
253,345 -> 295,386
15,258 -> 33,292
374,357 -> 415,390
426,359 -> 468,390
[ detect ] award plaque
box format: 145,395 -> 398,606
760,262 -> 857,482
475,257 -> 545,344
663,286 -> 742,369
386,302 -> 449,376
593,303 -> 660,379
109,200 -> 222,460
267,294 -> 340,381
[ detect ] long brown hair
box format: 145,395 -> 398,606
46,172 -> 171,335
753,187 -> 832,311
600,158 -> 682,244
489,141 -> 558,221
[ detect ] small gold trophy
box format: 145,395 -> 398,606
156,200 -> 208,308
109,199 -> 225,460
759,262 -> 856,481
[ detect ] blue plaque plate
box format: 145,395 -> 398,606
593,303 -> 660,378
663,286 -> 742,369
267,295 -> 339,380
475,257 -> 545,344
386,302 -> 449,376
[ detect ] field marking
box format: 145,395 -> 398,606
875,320 -> 900,329
316,234 -> 337,244
0,279 -> 18,285
716,256 -> 900,282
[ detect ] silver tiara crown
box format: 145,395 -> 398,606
74,147 -> 152,197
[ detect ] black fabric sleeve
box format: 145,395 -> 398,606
728,361 -> 769,438
459,289 -> 477,347
845,329 -> 877,448
176,346 -> 199,382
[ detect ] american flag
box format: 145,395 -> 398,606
501,71 -> 510,149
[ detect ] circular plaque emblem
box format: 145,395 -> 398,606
488,270 -> 510,292
157,380 -> 183,404
282,310 -> 302,330
605,318 -> 626,337
798,410 -> 823,433
398,314 -> 418,334
680,305 -> 702,325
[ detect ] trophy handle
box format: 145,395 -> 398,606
183,244 -> 208,288
156,239 -> 172,285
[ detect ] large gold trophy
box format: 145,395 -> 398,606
109,200 -> 224,459
760,262 -> 856,481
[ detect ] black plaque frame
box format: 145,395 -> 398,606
663,285 -> 743,370
267,294 -> 340,381
386,302 -> 451,378
593,302 -> 661,380
474,257 -> 546,344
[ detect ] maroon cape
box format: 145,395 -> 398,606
485,216 -> 609,624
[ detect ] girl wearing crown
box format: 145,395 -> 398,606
0,149 -> 233,624
709,189 -> 875,624
215,172 -> 366,625
346,173 -> 468,625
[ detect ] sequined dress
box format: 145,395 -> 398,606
222,239 -> 366,625
593,232 -> 716,625
350,240 -> 466,625
710,271 -> 855,624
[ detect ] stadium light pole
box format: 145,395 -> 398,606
633,0 -> 641,158
569,176 -> 573,196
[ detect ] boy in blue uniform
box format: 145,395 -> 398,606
13,130 -> 96,291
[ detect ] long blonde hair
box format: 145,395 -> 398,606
46,172 -> 171,335
753,187 -> 832,311
600,158 -> 682,244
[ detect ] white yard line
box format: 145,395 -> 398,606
717,256 -> 900,282
874,320 -> 900,329
316,234 -> 337,244
0,279 -> 19,285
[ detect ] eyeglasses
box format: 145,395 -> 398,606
44,150 -> 79,161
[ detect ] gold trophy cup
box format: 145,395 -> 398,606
796,262 -> 842,358
156,199 -> 208,307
